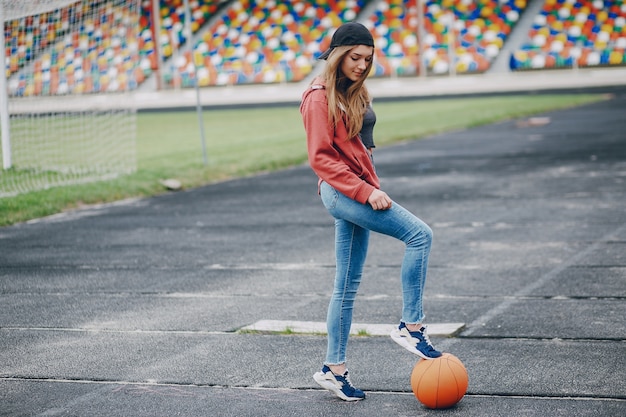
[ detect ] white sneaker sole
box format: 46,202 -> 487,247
313,372 -> 364,402
390,329 -> 437,360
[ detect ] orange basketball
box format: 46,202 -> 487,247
410,353 -> 468,409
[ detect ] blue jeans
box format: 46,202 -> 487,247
319,181 -> 433,365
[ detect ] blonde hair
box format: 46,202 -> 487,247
320,45 -> 373,139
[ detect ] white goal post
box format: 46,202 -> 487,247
0,0 -> 139,198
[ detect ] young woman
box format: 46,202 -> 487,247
300,22 -> 442,402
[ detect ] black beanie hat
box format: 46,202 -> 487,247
318,22 -> 374,60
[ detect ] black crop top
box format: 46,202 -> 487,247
360,105 -> 376,150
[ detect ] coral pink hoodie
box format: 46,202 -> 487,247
300,79 -> 380,205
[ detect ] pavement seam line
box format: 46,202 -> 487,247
461,223 -> 626,337
4,377 -> 626,402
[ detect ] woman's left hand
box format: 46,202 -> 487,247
368,189 -> 392,211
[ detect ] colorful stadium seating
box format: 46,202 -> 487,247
6,1 -> 143,96
138,0 -> 225,82
4,0 -> 625,96
5,0 -> 225,96
366,0 -> 527,77
511,0 -> 626,70
4,7 -> 72,78
168,0 -> 367,87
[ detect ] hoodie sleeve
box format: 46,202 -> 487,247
300,87 -> 377,205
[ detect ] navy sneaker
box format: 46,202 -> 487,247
313,365 -> 366,401
390,322 -> 442,359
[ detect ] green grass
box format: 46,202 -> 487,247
0,93 -> 607,227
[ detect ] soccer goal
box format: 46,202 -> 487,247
0,0 -> 140,198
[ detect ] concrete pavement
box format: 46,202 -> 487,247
1,84 -> 625,416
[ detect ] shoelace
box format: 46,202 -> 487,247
339,372 -> 357,390
410,327 -> 436,350
421,329 -> 435,348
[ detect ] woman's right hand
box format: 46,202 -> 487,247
368,189 -> 392,211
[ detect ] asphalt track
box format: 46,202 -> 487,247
1,87 -> 626,416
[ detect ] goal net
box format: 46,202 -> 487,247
0,0 -> 139,198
